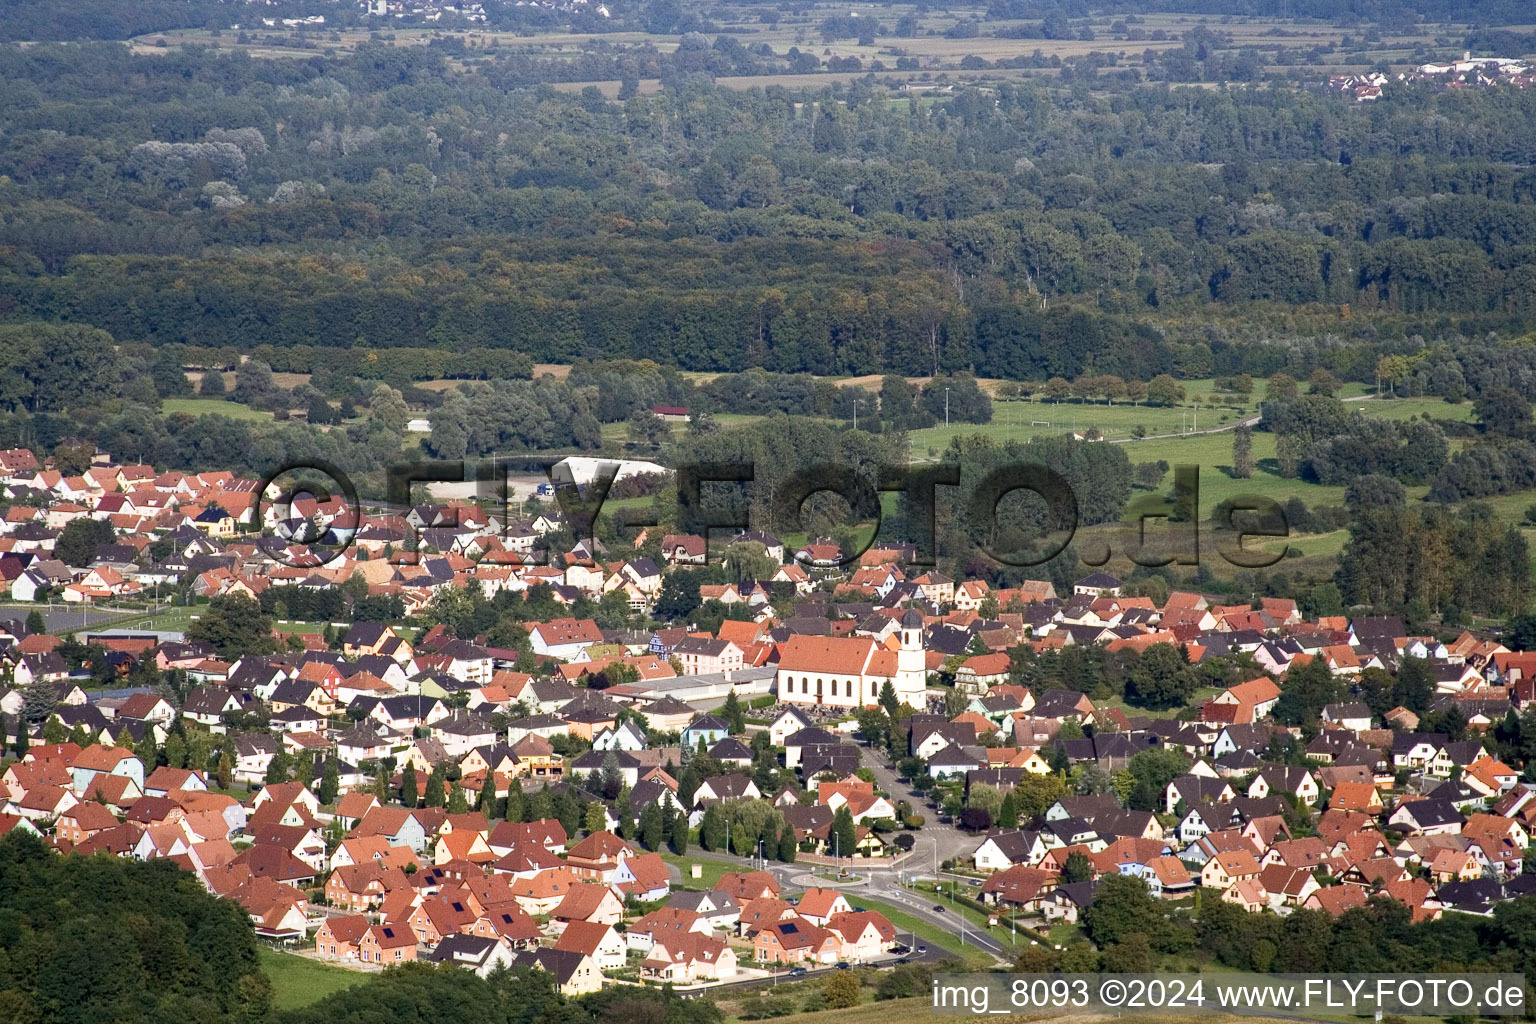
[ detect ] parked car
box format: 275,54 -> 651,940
890,944 -> 911,954
917,945 -> 928,954
835,962 -> 851,971
788,967 -> 808,977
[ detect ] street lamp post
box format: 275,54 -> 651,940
944,388 -> 951,428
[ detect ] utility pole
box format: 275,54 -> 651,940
944,388 -> 951,428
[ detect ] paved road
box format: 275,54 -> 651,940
1095,391 -> 1378,445
704,940 -> 956,994
857,740 -> 978,869
1107,411 -> 1260,444
674,836 -> 1013,966
859,877 -> 1013,961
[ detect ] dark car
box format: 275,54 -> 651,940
835,962 -> 851,970
853,906 -> 866,913
893,957 -> 911,965
788,967 -> 808,977
890,944 -> 910,954
917,945 -> 928,954
932,904 -> 946,912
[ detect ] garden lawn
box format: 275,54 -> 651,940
659,851 -> 741,891
258,947 -> 365,1010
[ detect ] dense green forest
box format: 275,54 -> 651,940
0,830 -> 731,1024
5,41 -> 1536,380
0,831 -> 268,1024
1,18 -> 1535,613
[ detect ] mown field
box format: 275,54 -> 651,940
577,377 -> 1515,585
162,397 -> 272,422
258,947 -> 366,1010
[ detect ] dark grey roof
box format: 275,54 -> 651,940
708,737 -> 754,761
785,727 -> 838,748
799,744 -> 860,778
513,948 -> 589,984
426,933 -> 502,966
1395,799 -> 1464,828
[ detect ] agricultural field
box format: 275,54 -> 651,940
909,399 -> 1250,455
133,9 -> 1462,96
584,374 -> 1508,581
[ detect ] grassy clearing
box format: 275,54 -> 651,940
1094,685 -> 1223,721
162,397 -> 272,421
660,852 -> 742,891
911,399 -> 1255,455
1118,431 -> 1349,512
911,393 -> 1470,518
1362,395 -> 1475,422
1045,921 -> 1085,947
1260,529 -> 1350,558
258,947 -> 366,1010
274,620 -> 332,636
